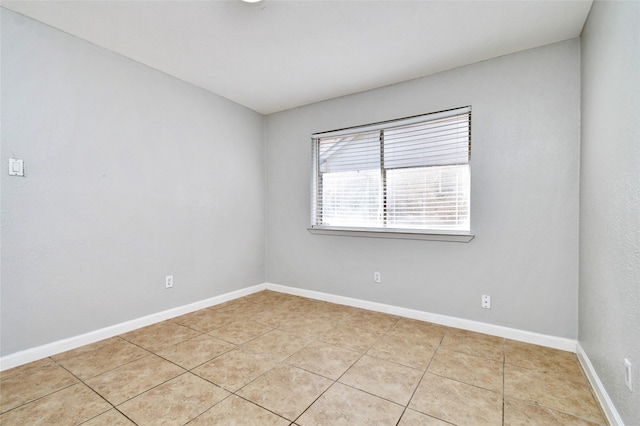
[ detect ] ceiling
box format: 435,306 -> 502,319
1,0 -> 593,115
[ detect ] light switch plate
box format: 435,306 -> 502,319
9,158 -> 24,176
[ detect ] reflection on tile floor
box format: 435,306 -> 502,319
0,290 -> 608,425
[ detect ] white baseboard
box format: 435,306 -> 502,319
0,284 -> 266,371
265,282 -> 577,352
3,282 -> 621,422
576,343 -> 624,426
0,281 -> 578,371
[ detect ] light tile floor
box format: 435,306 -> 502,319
0,290 -> 608,425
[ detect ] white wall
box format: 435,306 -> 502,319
0,9 -> 266,356
580,1 -> 640,424
266,39 -> 581,339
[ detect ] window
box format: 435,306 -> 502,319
311,106 -> 471,238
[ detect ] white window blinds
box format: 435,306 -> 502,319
311,106 -> 471,232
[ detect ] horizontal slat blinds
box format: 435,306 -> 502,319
312,106 -> 471,232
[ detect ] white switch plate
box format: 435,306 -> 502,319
373,272 -> 381,283
165,275 -> 173,289
9,158 -> 24,176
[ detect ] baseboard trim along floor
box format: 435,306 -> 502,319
0,282 -> 621,425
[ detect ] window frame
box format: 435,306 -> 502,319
309,106 -> 474,242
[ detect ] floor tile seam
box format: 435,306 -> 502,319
336,319 -> 399,336
0,378 -> 82,416
362,350 -> 429,374
207,328 -> 273,347
74,351 -> 169,383
175,391 -> 237,426
335,378 -> 416,408
54,350 -> 155,381
502,395 -> 607,425
153,345 -> 234,374
504,363 -> 596,389
502,361 -> 591,384
195,392 -> 291,425
435,345 -> 506,364
399,344 -> 443,425
120,330 -> 211,354
403,404 -> 460,425
70,384 -> 121,425
108,370 -> 200,409
436,345 -> 504,363
50,337 -> 129,364
1,355 -> 64,380
289,379 -> 340,424
61,351 -> 159,382
423,369 -> 505,395
287,340 -> 366,383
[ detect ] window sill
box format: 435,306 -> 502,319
307,226 -> 474,242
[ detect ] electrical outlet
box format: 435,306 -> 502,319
625,359 -> 633,391
165,275 -> 173,289
373,272 -> 381,283
481,295 -> 491,309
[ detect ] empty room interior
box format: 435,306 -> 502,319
1,0 -> 638,425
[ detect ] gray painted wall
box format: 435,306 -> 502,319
580,1 -> 640,423
1,9 -> 265,356
266,40 -> 581,339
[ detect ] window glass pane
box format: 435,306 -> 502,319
312,107 -> 471,233
386,165 -> 470,231
319,169 -> 382,227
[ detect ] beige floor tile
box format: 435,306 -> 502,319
85,354 -> 184,405
0,357 -> 56,380
339,355 -> 423,405
192,348 -> 277,392
368,332 -> 437,370
211,300 -> 269,318
440,328 -> 505,361
279,316 -> 336,337
51,337 -> 122,362
306,303 -> 362,322
82,409 -> 136,425
286,341 -> 361,380
280,297 -> 325,313
428,348 -> 503,392
237,364 -> 332,421
297,382 -> 404,426
505,365 -> 606,424
172,308 -> 236,333
504,398 -> 603,426
242,329 -> 313,360
55,338 -> 150,380
398,409 -> 452,425
251,307 -> 306,327
0,383 -> 110,426
388,319 -> 449,346
120,321 -> 200,352
319,324 -> 381,353
242,290 -> 295,305
118,373 -> 229,426
0,362 -> 78,413
0,292 -> 612,426
156,334 -> 235,370
208,319 -> 272,345
189,394 -> 290,426
506,340 -> 587,383
342,310 -> 399,334
409,373 -> 503,425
